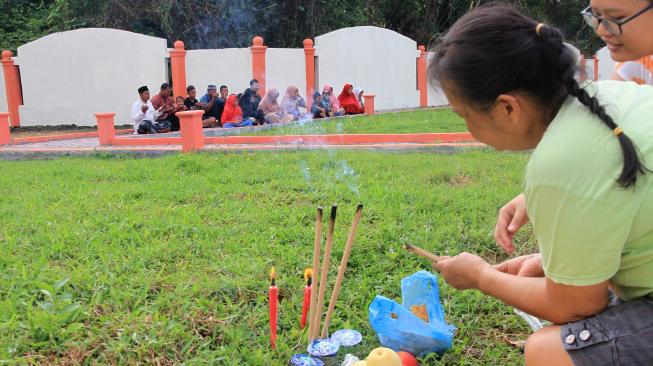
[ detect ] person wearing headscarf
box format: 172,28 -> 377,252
353,87 -> 364,109
322,84 -> 345,116
221,94 -> 255,128
281,86 -> 307,120
311,92 -> 329,118
338,84 -> 364,115
258,88 -> 294,124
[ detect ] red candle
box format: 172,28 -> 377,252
269,267 -> 278,349
300,268 -> 312,329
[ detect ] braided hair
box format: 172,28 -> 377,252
430,3 -> 648,188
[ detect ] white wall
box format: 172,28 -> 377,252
186,48 -> 252,97
266,48 -> 306,101
15,28 -> 168,126
425,52 -> 448,107
0,66 -> 7,113
597,46 -> 616,80
315,26 -> 420,111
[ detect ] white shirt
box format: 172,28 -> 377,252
131,99 -> 161,132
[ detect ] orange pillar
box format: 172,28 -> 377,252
178,110 -> 204,153
95,112 -> 116,146
417,45 -> 428,108
304,39 -> 316,110
364,95 -> 376,116
0,112 -> 10,145
1,50 -> 22,127
593,55 -> 599,81
251,36 -> 267,96
170,41 -> 187,99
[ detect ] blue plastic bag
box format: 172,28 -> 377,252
368,271 -> 455,357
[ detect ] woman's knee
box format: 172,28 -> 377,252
525,326 -> 573,366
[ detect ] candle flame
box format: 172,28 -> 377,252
304,268 -> 312,283
270,267 -> 276,281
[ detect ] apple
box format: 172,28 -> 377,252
397,351 -> 419,366
366,347 -> 402,366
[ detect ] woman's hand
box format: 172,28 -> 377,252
495,193 -> 529,253
433,252 -> 493,290
494,254 -> 544,277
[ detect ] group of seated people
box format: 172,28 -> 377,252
131,80 -> 366,134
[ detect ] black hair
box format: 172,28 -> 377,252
186,85 -> 195,92
160,83 -> 171,90
250,79 -> 259,86
430,3 -> 647,188
220,85 -> 228,91
138,86 -> 148,94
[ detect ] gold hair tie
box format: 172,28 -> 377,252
613,127 -> 624,137
536,23 -> 546,36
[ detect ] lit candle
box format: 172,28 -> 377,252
301,268 -> 312,329
269,267 -> 278,349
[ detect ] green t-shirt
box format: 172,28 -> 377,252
525,80 -> 653,301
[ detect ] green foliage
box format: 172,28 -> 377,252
0,0 -> 603,53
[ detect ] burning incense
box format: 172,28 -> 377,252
308,207 -> 323,342
301,268 -> 312,329
321,204 -> 363,338
269,267 -> 278,349
313,205 -> 337,340
404,243 -> 442,263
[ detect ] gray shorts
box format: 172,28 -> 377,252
561,296 -> 653,366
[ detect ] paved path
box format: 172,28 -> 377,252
0,135 -> 485,159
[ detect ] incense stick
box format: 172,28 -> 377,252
308,207 -> 323,342
313,204 -> 337,340
321,204 -> 363,338
404,243 -> 442,263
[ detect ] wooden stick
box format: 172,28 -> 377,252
308,207 -> 323,343
313,204 -> 337,340
404,243 -> 442,263
321,204 -> 363,338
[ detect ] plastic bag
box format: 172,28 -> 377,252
368,271 -> 455,357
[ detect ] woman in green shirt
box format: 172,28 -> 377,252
430,4 -> 653,366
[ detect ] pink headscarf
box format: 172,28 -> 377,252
259,88 -> 281,114
322,84 -> 341,109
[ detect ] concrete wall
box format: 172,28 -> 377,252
266,48 -> 306,101
0,66 -> 7,113
15,28 -> 168,126
425,52 -> 448,107
186,48 -> 252,97
315,26 -> 420,111
597,46 -> 616,80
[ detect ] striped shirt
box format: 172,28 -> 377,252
616,56 -> 653,86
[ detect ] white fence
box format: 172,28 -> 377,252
266,48 -> 307,101
0,66 -> 6,113
316,26 -> 420,111
15,28 -> 168,126
186,48 -> 252,97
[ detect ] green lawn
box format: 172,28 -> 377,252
242,108 -> 467,136
0,149 -> 537,365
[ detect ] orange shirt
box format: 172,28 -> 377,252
616,55 -> 653,86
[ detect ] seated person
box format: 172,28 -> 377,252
322,84 -> 345,116
200,85 -> 225,126
239,79 -> 265,125
338,83 -> 364,115
281,85 -> 307,120
131,86 -> 170,134
258,88 -> 294,124
311,92 -> 328,119
353,87 -> 365,109
184,85 -> 218,128
221,94 -> 255,128
150,83 -> 179,131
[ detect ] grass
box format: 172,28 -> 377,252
240,108 -> 467,136
0,149 -> 538,365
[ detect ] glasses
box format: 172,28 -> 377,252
581,3 -> 653,36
